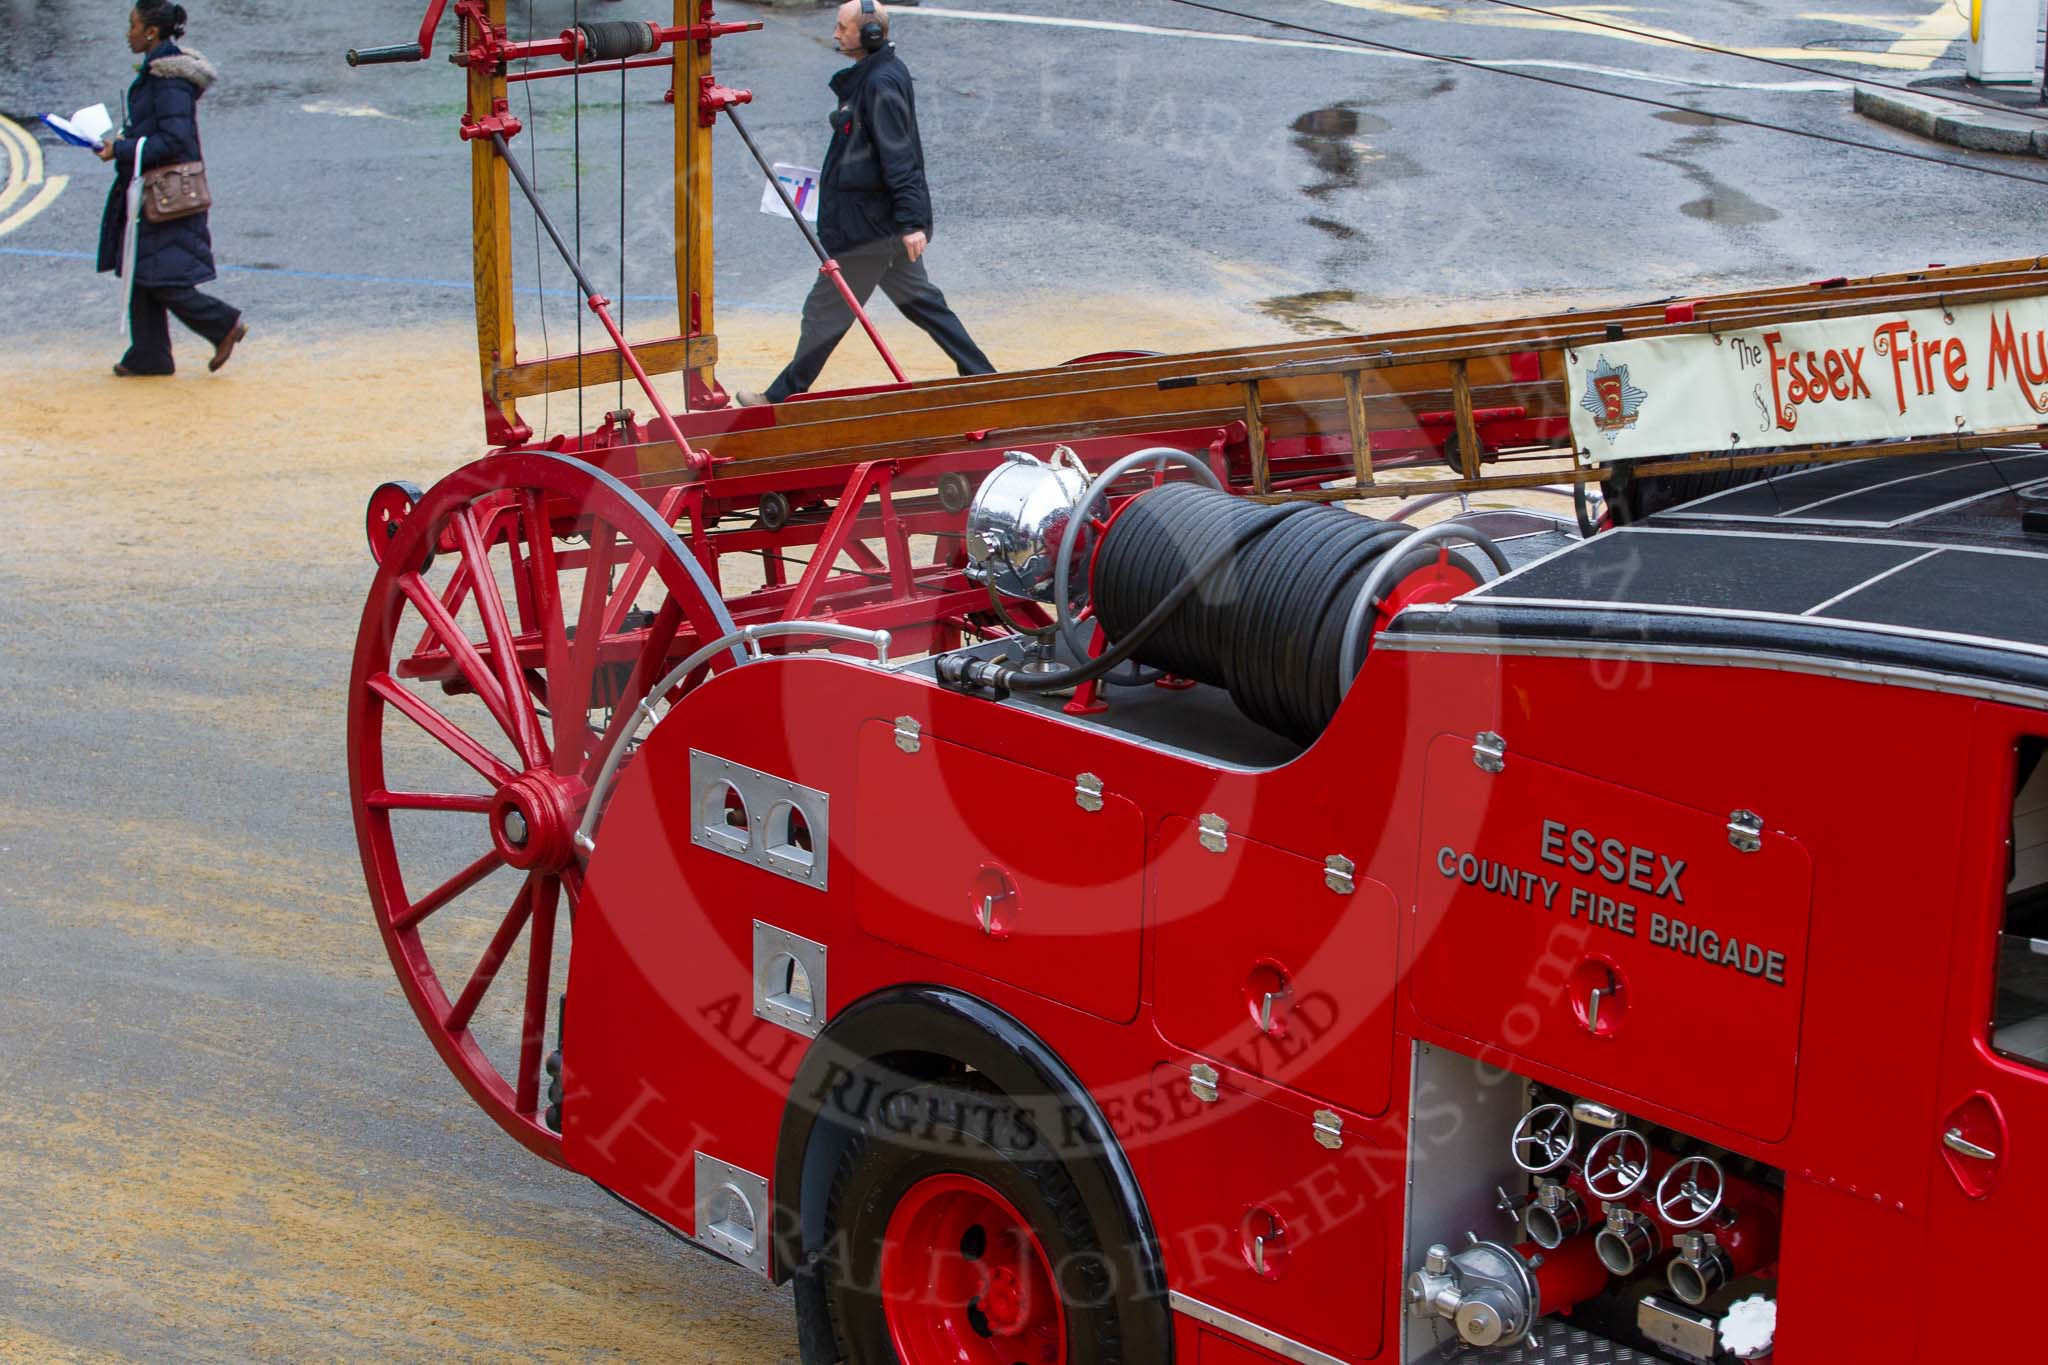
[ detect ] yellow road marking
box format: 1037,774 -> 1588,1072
1802,7 -> 1971,66
0,114 -> 68,238
2,112 -> 47,183
0,114 -> 29,216
0,179 -> 70,238
1319,0 -> 1965,71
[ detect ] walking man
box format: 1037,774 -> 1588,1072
739,0 -> 993,405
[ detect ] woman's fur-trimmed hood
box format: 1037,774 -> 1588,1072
148,50 -> 217,92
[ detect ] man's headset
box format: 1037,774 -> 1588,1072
858,0 -> 885,53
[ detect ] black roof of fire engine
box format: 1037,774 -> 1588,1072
1381,448 -> 2048,703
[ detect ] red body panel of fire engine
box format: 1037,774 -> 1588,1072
1413,737 -> 1814,1143
1527,1234 -> 1609,1316
554,589 -> 2047,1364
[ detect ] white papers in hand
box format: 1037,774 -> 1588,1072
43,103 -> 115,148
758,164 -> 821,225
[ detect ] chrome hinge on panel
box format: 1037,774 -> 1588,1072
1324,855 -> 1355,895
1727,809 -> 1764,853
1189,1063 -> 1220,1104
893,716 -> 921,753
1199,814 -> 1229,854
1075,773 -> 1104,813
1574,1100 -> 1625,1131
1313,1109 -> 1344,1150
1473,731 -> 1507,773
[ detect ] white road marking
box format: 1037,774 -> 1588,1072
1318,0 -> 1964,71
907,6 -> 1851,91
0,115 -> 69,238
300,101 -> 400,120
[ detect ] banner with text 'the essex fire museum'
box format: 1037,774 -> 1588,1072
1567,295 -> 2048,463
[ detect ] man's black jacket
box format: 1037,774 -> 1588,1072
819,44 -> 932,255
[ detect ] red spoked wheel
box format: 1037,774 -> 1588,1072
881,1174 -> 1069,1365
348,451 -> 741,1162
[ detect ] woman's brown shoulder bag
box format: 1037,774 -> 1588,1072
140,161 -> 211,223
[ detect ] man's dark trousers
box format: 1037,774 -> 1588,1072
122,283 -> 240,375
764,236 -> 993,403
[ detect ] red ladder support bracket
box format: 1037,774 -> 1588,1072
459,100 -> 524,142
781,462 -> 901,622
699,77 -> 754,128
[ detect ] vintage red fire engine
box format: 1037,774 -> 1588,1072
346,7 -> 2048,1363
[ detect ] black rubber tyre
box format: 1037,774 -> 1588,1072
821,1078 -> 1131,1365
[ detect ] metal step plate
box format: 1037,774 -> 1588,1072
1480,1324 -> 1666,1363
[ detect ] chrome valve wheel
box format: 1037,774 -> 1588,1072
1583,1128 -> 1653,1201
1656,1155 -> 1727,1229
1510,1103 -> 1578,1175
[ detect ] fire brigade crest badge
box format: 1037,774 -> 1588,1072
1579,355 -> 1648,442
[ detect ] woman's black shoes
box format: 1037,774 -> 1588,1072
110,320 -> 247,377
208,319 -> 248,372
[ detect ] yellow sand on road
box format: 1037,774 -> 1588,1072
0,286 -> 1594,1359
0,301 -> 1288,1362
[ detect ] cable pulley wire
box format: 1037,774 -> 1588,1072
523,0 -> 550,439
682,36 -> 696,411
1473,0 -> 2048,124
574,0 -> 585,435
619,55 -> 627,414
1159,0 -> 2048,189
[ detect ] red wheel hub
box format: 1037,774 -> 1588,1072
489,771 -> 587,872
880,1173 -> 1068,1365
1375,546 -> 1481,632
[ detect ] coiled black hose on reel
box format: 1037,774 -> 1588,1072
941,484 -> 1496,744
576,21 -> 661,62
1095,484 -> 1442,743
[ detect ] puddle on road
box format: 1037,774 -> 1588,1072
1288,102 -> 1417,253
1293,107 -> 1394,140
1292,104 -> 1412,201
1679,186 -> 1781,226
1255,289 -> 1363,336
1644,115 -> 1782,229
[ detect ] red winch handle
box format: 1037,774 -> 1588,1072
346,0 -> 449,65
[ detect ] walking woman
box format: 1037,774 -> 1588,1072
96,3 -> 247,376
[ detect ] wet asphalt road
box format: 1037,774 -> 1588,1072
0,1 -> 2038,1360
2,0 -> 2041,346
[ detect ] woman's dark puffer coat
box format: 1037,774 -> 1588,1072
96,42 -> 219,288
